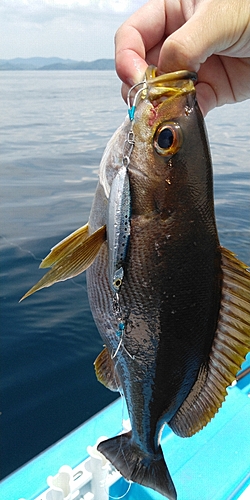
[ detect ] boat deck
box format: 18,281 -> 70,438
1,356 -> 250,500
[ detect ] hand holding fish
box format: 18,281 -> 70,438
115,0 -> 250,115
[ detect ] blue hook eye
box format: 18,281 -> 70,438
128,106 -> 136,121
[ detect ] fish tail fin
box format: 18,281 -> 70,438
97,432 -> 177,500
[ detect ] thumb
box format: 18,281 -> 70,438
157,0 -> 249,74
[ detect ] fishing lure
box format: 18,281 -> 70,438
107,80 -> 147,294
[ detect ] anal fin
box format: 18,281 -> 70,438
169,246 -> 250,437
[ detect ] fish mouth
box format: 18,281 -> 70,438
146,66 -> 197,84
144,66 -> 197,102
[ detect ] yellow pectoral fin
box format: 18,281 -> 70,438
40,223 -> 90,268
20,225 -> 106,301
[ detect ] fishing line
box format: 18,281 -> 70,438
103,462 -> 132,500
1,236 -> 43,262
70,278 -> 87,292
108,480 -> 132,499
2,236 -> 87,293
102,434 -> 132,500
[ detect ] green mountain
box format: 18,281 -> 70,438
0,57 -> 115,71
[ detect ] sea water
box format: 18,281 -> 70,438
0,71 -> 249,479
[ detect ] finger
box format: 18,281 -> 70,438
157,0 -> 249,74
115,43 -> 148,87
115,0 -> 165,85
121,82 -> 131,103
195,83 -> 217,117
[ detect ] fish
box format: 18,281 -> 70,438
21,66 -> 250,500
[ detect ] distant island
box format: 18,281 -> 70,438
0,57 -> 115,71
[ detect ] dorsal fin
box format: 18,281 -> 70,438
169,246 -> 250,437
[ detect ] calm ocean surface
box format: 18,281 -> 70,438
1,71 -> 249,480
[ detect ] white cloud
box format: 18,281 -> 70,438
0,0 -> 145,59
1,0 -> 143,23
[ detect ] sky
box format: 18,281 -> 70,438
0,0 -> 146,60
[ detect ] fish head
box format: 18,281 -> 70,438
128,67 -> 212,219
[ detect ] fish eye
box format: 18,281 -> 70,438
153,122 -> 182,157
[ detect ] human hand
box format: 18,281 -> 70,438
115,0 -> 250,115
